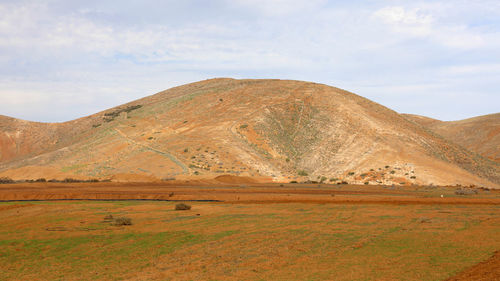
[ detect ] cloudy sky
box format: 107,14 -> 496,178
1,0 -> 499,122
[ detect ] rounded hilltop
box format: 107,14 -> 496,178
0,78 -> 498,188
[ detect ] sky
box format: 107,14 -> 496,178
0,0 -> 499,122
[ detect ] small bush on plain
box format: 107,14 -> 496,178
455,188 -> 478,195
175,203 -> 192,210
0,177 -> 14,184
113,217 -> 132,226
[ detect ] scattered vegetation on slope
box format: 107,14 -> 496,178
103,105 -> 143,122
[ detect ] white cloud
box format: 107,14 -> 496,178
373,5 -> 489,49
0,1 -> 498,121
375,6 -> 433,26
228,0 -> 327,16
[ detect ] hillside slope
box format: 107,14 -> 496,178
404,113 -> 500,162
0,79 -> 498,187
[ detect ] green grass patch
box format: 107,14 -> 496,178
61,164 -> 88,173
0,231 -> 203,280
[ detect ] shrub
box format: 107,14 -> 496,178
175,203 -> 191,210
348,172 -> 355,176
113,217 -> 132,226
184,148 -> 189,153
63,178 -> 80,183
455,188 -> 478,195
298,170 -> 308,176
364,182 -> 369,185
103,105 -> 142,122
419,218 -> 431,223
0,177 -> 14,184
35,178 -> 46,182
290,180 -> 298,184
390,170 -> 396,174
239,124 -> 248,129
410,176 -> 416,179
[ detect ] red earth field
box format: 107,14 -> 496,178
0,181 -> 499,280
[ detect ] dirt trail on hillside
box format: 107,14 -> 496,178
114,128 -> 188,173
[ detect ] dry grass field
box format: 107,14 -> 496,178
0,183 -> 499,280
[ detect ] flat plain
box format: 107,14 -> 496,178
0,182 -> 499,280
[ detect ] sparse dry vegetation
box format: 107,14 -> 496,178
298,170 -> 308,176
103,105 -> 142,122
455,188 -> 478,195
175,203 -> 191,210
0,177 -> 14,184
113,217 -> 132,226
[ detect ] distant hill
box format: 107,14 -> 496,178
1,78 -> 498,187
403,113 -> 500,162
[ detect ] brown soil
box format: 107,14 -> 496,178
0,182 -> 498,205
214,175 -> 265,184
447,251 -> 500,281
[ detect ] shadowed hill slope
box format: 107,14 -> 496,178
404,113 -> 500,162
0,79 -> 498,187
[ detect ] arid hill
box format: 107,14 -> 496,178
404,113 -> 500,162
1,78 -> 498,187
